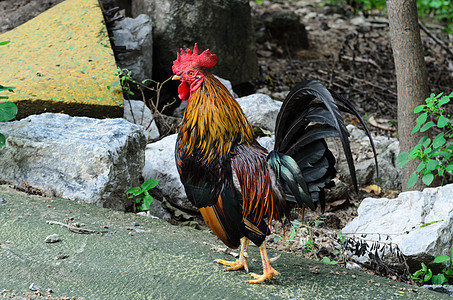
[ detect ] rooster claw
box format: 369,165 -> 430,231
215,258 -> 249,272
249,268 -> 280,284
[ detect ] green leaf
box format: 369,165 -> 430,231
322,256 -> 337,265
420,219 -> 443,228
426,159 -> 439,171
140,194 -> 154,210
140,178 -> 159,191
107,79 -> 120,90
412,269 -> 423,279
431,274 -> 447,285
422,173 -> 434,185
397,152 -> 409,162
0,133 -> 5,149
0,102 -> 18,122
434,255 -> 451,264
433,133 -> 446,148
416,162 -> 426,173
437,115 -> 450,128
424,269 -> 432,282
420,121 -> 435,132
0,41 -> 11,46
0,84 -> 15,92
414,105 -> 426,113
407,172 -> 419,188
416,112 -> 428,127
397,159 -> 410,168
422,262 -> 428,273
126,186 -> 142,198
439,95 -> 450,106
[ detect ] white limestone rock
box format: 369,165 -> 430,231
112,14 -> 153,82
236,93 -> 282,132
343,184 -> 453,269
142,134 -> 194,211
0,113 -> 147,211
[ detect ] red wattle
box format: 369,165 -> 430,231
178,81 -> 190,101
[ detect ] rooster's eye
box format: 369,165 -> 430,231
188,71 -> 194,76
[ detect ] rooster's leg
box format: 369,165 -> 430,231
249,242 -> 280,283
215,237 -> 250,272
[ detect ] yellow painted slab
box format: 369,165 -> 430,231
0,0 -> 123,119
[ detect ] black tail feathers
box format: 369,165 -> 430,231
269,80 -> 377,211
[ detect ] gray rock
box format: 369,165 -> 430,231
112,14 -> 153,82
343,184 -> 453,271
341,125 -> 401,190
131,0 -> 258,85
0,198 -> 6,204
257,135 -> 275,152
123,100 -> 160,141
146,198 -> 172,220
262,9 -> 309,50
29,283 -> 40,291
236,94 -> 282,132
421,285 -> 453,297
45,234 -> 60,243
0,113 -> 147,211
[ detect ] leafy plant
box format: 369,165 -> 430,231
412,262 -> 433,284
397,92 -> 453,189
0,41 -> 18,149
284,217 -> 324,260
417,0 -> 453,34
126,178 -> 159,211
412,249 -> 453,285
323,256 -> 338,265
108,68 -> 176,140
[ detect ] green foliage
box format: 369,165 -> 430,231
417,0 -> 453,33
397,92 -> 453,189
412,249 -> 453,285
322,256 -> 338,265
108,69 -> 175,140
0,41 -> 18,149
126,178 -> 159,211
284,217 -> 325,260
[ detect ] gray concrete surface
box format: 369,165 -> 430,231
0,185 -> 448,299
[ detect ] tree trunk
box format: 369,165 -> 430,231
387,0 -> 429,191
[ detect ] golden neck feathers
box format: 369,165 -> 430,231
178,74 -> 254,163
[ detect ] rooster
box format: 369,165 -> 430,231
172,44 -> 377,283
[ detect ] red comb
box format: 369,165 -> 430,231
172,43 -> 217,74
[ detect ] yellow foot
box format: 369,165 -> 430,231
215,258 -> 249,272
248,241 -> 280,283
249,267 -> 280,283
215,237 -> 250,272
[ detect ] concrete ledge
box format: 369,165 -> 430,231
0,186 -> 448,299
0,0 -> 123,119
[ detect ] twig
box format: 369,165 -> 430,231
341,55 -> 382,72
46,220 -> 108,234
418,21 -> 453,58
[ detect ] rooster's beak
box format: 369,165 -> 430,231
172,75 -> 182,81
